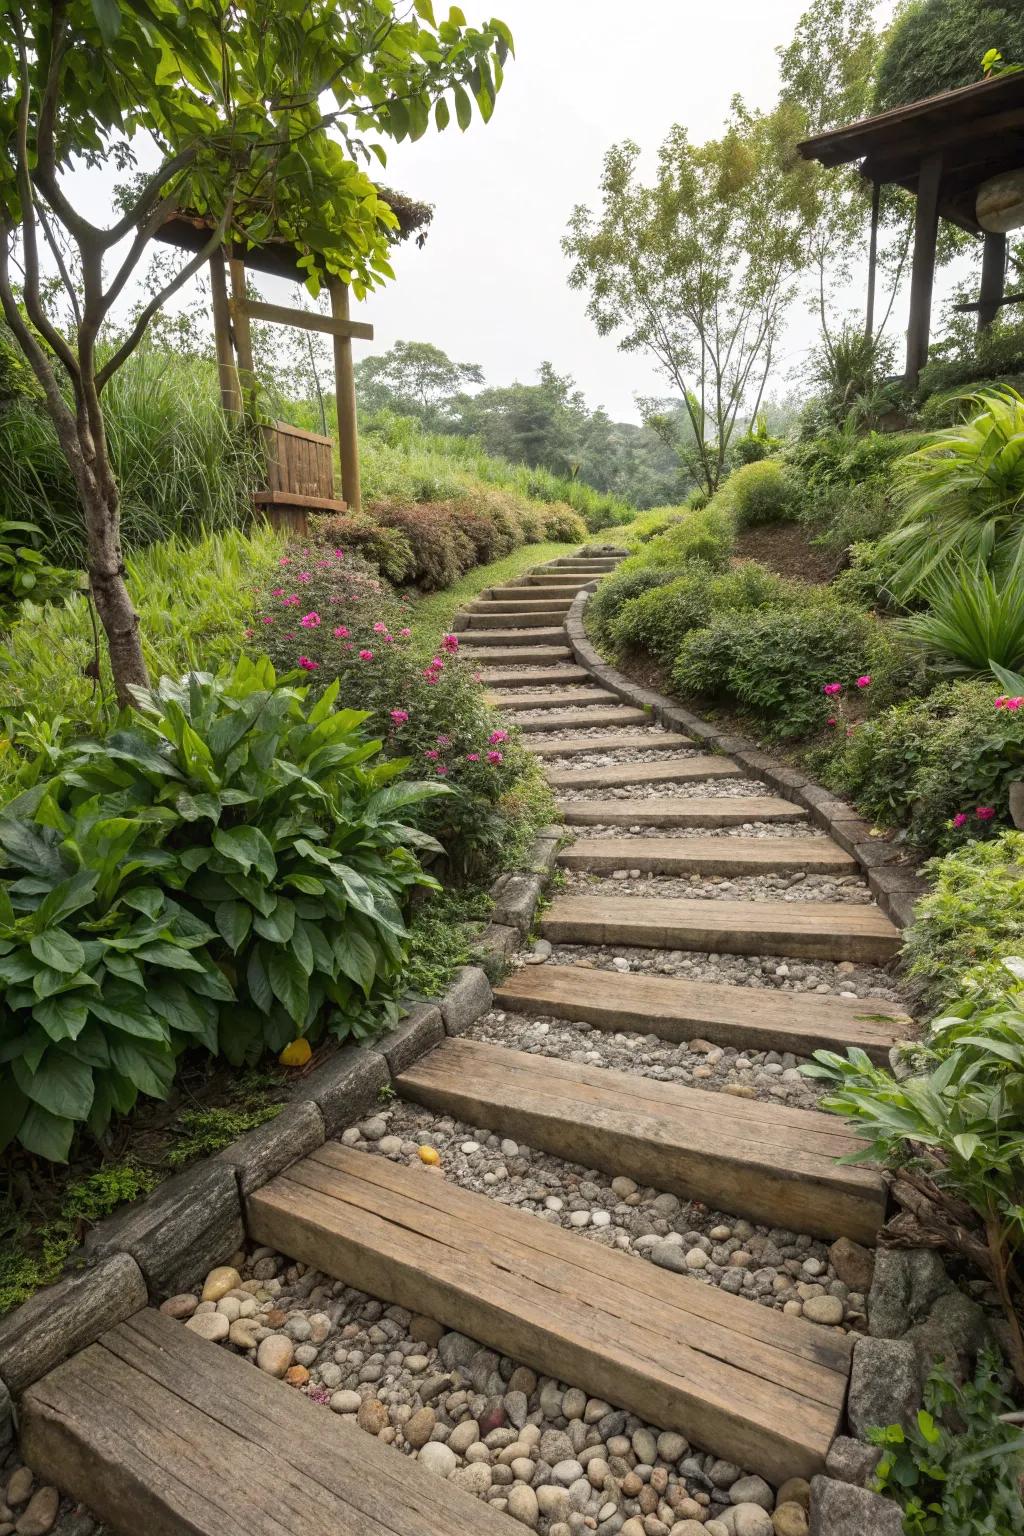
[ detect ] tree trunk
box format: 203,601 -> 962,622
81,471 -> 149,707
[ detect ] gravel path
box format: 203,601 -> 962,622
566,822 -> 827,841
528,946 -> 902,1002
557,778 -> 774,803
558,871 -> 873,905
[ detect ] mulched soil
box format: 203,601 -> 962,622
732,522 -> 839,585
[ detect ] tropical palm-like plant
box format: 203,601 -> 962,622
900,558 -> 1024,677
882,386 -> 1024,595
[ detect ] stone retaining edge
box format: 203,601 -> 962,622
564,588 -> 930,931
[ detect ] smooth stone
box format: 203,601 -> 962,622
13,1488 -> 59,1536
730,1476 -> 773,1510
200,1266 -> 241,1303
773,1503 -> 809,1536
159,1294 -> 198,1320
506,1483 -> 540,1527
185,1312 -> 229,1343
632,1428 -> 657,1464
829,1238 -> 874,1293
449,1420 -> 481,1456
537,1486 -> 571,1520
419,1441 -> 458,1478
404,1406 -> 436,1448
256,1334 -> 294,1377
552,1460 -> 584,1486
4,1474 -> 31,1509
357,1398 -> 389,1435
802,1295 -> 844,1326
731,1506 -> 774,1536
776,1479 -> 811,1511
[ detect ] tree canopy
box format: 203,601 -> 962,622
357,339 -> 483,425
876,0 -> 1024,110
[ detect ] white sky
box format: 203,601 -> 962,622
65,0 -> 979,424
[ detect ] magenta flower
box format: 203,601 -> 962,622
400,627 -> 412,637
823,682 -> 842,696
297,571 -> 311,583
297,656 -> 318,672
487,750 -> 503,765
952,812 -> 968,828
424,749 -> 439,761
271,587 -> 284,596
976,806 -> 995,820
358,649 -> 374,661
442,634 -> 459,654
333,625 -> 350,639
436,735 -> 451,747
373,622 -> 388,633
390,709 -> 409,725
282,594 -> 300,607
996,694 -> 1024,711
436,764 -> 449,776
488,729 -> 508,745
279,556 -> 291,566
855,675 -> 871,689
826,716 -> 837,727
466,752 -> 480,762
430,656 -> 445,670
300,612 -> 321,629
262,616 -> 274,625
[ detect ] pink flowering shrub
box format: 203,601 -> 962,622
252,544 -> 406,681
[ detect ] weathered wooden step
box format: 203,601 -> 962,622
558,834 -> 858,876
20,1308 -> 507,1536
558,796 -> 809,827
530,731 -> 692,757
495,965 -> 908,1064
460,609 -> 568,629
471,598 -> 575,613
461,645 -> 573,665
487,585 -> 584,599
512,707 -> 652,733
546,756 -> 740,790
249,1144 -> 852,1484
475,666 -> 591,689
398,1037 -> 886,1246
452,626 -> 566,647
488,687 -> 619,711
541,895 -> 901,964
526,573 -> 606,585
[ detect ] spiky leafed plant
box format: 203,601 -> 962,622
900,558 -> 1024,679
882,386 -> 1024,595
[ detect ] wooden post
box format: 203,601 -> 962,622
904,152 -> 943,385
209,254 -> 242,418
978,231 -> 1007,331
329,277 -> 361,514
865,180 -> 880,340
228,258 -> 256,403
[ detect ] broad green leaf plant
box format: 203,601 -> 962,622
0,1 -> 512,702
0,655 -> 447,1162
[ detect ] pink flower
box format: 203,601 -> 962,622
488,729 -> 508,745
297,656 -> 318,672
823,682 -> 842,697
436,735 -> 451,747
243,627 -> 254,638
487,750 -> 503,765
358,649 -> 374,661
423,674 -> 438,686
952,813 -> 968,828
996,696 -> 1008,709
999,695 -> 1024,711
431,657 -> 445,670
856,675 -> 871,689
373,622 -> 387,633
333,625 -> 350,639
424,750 -> 439,761
465,752 -> 480,762
282,594 -> 300,607
390,709 -> 409,725
300,612 -> 321,629
826,716 -> 837,727
279,557 -> 291,566
435,764 -> 449,776
297,571 -> 311,583
400,627 -> 412,637
334,548 -> 345,560
976,806 -> 995,820
442,634 -> 459,654
271,587 -> 284,596
262,616 -> 274,625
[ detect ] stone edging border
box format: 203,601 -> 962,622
0,828 -> 558,1446
564,587 -> 931,930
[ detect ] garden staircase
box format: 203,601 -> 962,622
18,547 -> 910,1533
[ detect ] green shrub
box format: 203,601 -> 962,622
0,519 -> 74,629
310,513 -> 416,584
829,540 -> 905,609
585,566 -> 675,649
0,656 -> 443,1162
822,680 -> 1024,853
607,560 -> 799,664
902,832 -> 1024,1010
541,503 -> 588,542
672,599 -> 877,739
636,502 -> 734,571
718,460 -> 798,528
623,506 -> 689,546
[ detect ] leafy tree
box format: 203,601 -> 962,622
564,102 -> 816,496
0,1 -> 511,703
876,0 -> 1024,109
453,361 -> 587,476
356,338 -> 483,426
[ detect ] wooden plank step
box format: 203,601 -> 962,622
461,646 -> 573,665
20,1309 -> 508,1536
398,1037 -> 886,1246
530,731 -> 693,757
475,666 -> 591,688
512,707 -> 652,733
541,895 -> 901,964
527,573 -> 607,584
470,598 -> 575,612
452,626 -> 566,647
547,757 -> 740,790
461,610 -> 568,629
488,687 -> 619,710
559,796 -> 809,827
494,965 -> 909,1064
488,585 -> 585,599
558,834 -> 858,876
249,1144 -> 853,1484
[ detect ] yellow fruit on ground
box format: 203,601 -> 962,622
418,1145 -> 441,1165
279,1038 -> 312,1068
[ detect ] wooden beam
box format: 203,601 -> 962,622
954,289 -> 1024,314
904,152 -> 943,385
227,259 -> 256,405
329,279 -> 362,515
229,295 -> 373,342
978,231 -> 1008,331
865,180 -> 880,339
208,254 -> 242,418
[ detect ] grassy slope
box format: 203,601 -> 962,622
407,540 -> 578,650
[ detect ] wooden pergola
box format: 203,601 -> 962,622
798,71 -> 1024,384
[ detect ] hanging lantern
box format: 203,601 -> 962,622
977,169 -> 1024,233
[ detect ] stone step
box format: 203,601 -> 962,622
398,1037 -> 886,1247
20,1309 -> 507,1536
511,707 -> 652,734
474,665 -> 591,689
549,561 -> 620,570
460,645 -> 574,665
451,626 -> 567,648
487,687 -> 619,711
495,964 -> 909,1065
525,573 -> 608,585
487,585 -> 586,600
470,597 -> 576,613
558,796 -> 809,827
460,608 -> 569,629
546,757 -> 740,790
249,1143 -> 853,1485
557,834 -> 858,877
529,731 -> 693,757
540,895 -> 901,965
